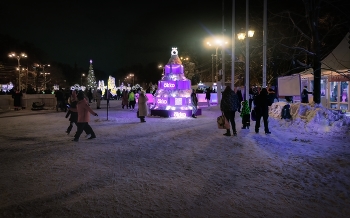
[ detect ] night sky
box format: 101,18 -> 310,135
2,0 -> 349,80
1,1 -> 235,74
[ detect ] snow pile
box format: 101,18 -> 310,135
269,102 -> 350,135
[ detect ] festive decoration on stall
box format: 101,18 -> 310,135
86,60 -> 97,90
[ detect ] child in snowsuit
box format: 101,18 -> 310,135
240,100 -> 251,129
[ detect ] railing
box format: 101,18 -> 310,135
0,94 -> 57,111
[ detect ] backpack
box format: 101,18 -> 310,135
281,104 -> 291,119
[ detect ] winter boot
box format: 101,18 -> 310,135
223,129 -> 231,136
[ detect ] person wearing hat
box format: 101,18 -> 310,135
301,86 -> 313,103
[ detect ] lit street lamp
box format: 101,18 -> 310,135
81,73 -> 85,86
238,29 -> 254,101
40,64 -> 50,90
158,65 -> 164,76
8,52 -> 27,91
129,73 -> 135,86
207,39 -> 227,103
238,0 -> 255,101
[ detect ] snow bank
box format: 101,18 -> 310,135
269,102 -> 350,135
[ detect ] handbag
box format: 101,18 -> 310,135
251,109 -> 256,121
217,113 -> 230,129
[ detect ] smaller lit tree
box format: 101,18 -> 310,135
86,59 -> 97,90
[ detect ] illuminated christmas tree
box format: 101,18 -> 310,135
86,59 -> 97,90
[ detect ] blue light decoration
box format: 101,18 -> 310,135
150,48 -> 201,117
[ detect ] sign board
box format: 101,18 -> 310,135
277,75 -> 301,96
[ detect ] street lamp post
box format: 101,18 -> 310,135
42,64 -> 50,90
129,73 -> 134,86
158,65 -> 164,76
238,0 -> 254,101
207,39 -> 227,103
238,29 -> 254,101
81,73 -> 85,86
8,53 -> 27,91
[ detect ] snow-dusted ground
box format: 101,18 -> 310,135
0,100 -> 349,218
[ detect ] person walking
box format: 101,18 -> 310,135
72,91 -> 98,142
190,89 -> 198,118
268,87 -> 279,104
138,91 -> 148,122
65,90 -> 78,135
301,86 -> 313,103
205,87 -> 211,107
128,90 -> 136,110
122,89 -> 129,109
254,88 -> 271,134
236,88 -> 243,112
220,86 -> 239,136
116,89 -> 121,100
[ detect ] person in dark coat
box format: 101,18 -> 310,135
190,89 -> 198,118
12,90 -> 23,110
87,88 -> 93,103
301,86 -> 313,103
205,87 -> 211,107
65,90 -> 78,135
116,89 -> 121,100
121,89 -> 129,109
268,87 -> 278,104
254,88 -> 271,134
220,86 -> 239,136
55,88 -> 65,112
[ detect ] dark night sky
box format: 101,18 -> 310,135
2,0 -> 349,77
1,1 -> 237,73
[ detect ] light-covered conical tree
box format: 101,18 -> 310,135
86,59 -> 97,89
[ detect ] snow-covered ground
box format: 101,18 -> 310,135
0,100 -> 349,217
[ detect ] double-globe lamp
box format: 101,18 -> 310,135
9,53 -> 27,91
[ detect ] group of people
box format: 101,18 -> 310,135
65,90 -> 99,142
220,86 -> 274,136
64,84 -> 298,141
121,89 -> 137,110
121,88 -> 149,123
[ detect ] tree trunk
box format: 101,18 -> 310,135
305,0 -> 321,104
